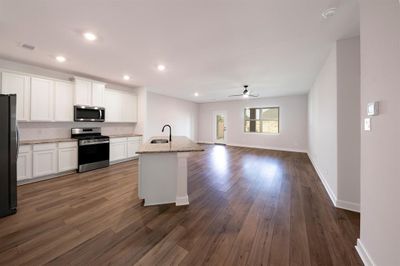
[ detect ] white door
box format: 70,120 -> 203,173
31,77 -> 54,121
33,144 -> 57,177
54,81 -> 74,121
213,111 -> 227,144
1,72 -> 31,121
17,146 -> 32,181
92,82 -> 105,107
74,78 -> 92,106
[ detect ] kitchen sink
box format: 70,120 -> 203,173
150,139 -> 169,144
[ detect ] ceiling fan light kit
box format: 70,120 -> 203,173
229,85 -> 259,98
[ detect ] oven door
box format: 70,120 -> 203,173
78,140 -> 109,172
74,106 -> 105,122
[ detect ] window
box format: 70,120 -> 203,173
244,107 -> 279,134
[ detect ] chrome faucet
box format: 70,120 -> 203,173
162,124 -> 172,142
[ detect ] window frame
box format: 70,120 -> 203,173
243,106 -> 280,135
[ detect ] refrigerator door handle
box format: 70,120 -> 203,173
16,125 -> 20,159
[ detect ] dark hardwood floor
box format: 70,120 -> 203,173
0,144 -> 362,265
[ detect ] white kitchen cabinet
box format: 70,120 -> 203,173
33,143 -> 57,177
110,138 -> 128,162
30,77 -> 54,121
127,137 -> 141,158
58,142 -> 78,172
74,77 -> 106,107
74,78 -> 92,106
1,72 -> 31,121
54,80 -> 74,121
91,82 -> 105,107
17,145 -> 32,181
105,88 -> 138,123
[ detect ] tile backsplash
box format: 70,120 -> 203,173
18,122 -> 138,140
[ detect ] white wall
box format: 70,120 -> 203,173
357,1 -> 400,265
145,92 -> 198,141
308,45 -> 338,198
198,95 -> 308,152
308,36 -> 361,211
337,37 -> 361,209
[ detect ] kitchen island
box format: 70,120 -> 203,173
136,136 -> 204,206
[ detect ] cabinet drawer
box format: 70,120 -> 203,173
33,143 -> 57,151
110,137 -> 127,143
58,141 -> 77,149
127,137 -> 142,142
19,145 -> 32,153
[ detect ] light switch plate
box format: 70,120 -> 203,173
367,102 -> 379,116
364,118 -> 371,131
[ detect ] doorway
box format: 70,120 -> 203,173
213,111 -> 227,144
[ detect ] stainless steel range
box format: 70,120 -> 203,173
71,127 -> 109,173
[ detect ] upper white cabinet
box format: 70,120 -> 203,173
105,88 -> 137,123
1,72 -> 31,121
74,77 -> 105,107
54,81 -> 74,122
30,77 -> 54,121
92,82 -> 105,107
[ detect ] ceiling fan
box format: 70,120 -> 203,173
229,85 -> 259,98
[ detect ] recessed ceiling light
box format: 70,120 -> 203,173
194,92 -> 199,97
83,32 -> 97,41
322,7 -> 337,19
55,55 -> 66,63
157,64 -> 166,71
123,75 -> 130,81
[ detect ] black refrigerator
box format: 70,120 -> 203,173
0,94 -> 18,217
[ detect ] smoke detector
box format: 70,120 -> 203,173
20,43 -> 35,51
321,7 -> 337,19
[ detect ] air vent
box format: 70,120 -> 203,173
20,43 -> 35,50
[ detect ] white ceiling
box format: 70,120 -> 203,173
0,0 -> 359,103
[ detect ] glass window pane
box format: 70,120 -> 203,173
262,108 -> 279,120
244,120 -> 250,132
256,121 -> 261,133
262,121 -> 279,134
244,108 -> 250,119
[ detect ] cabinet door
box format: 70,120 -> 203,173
74,78 -> 92,106
54,81 -> 74,121
1,72 -> 31,121
127,140 -> 140,158
104,89 -> 122,122
33,145 -> 57,177
122,93 -> 138,122
31,77 -> 54,121
110,141 -> 128,162
58,147 -> 77,172
92,82 -> 105,107
17,146 -> 32,181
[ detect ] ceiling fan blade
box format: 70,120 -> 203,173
229,94 -> 244,97
249,94 -> 259,97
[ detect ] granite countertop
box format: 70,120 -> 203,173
137,136 -> 204,154
108,134 -> 143,138
20,138 -> 77,145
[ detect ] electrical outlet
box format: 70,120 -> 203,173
364,118 -> 371,131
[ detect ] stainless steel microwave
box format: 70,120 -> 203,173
74,105 -> 105,122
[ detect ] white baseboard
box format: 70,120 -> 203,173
110,156 -> 138,165
175,195 -> 189,206
355,239 -> 375,266
308,153 -> 360,213
197,141 -> 307,153
336,199 -> 360,212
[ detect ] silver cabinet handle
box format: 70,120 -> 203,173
16,125 -> 20,159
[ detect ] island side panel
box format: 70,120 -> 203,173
139,153 -> 177,206
176,153 -> 190,205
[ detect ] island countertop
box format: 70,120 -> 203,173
137,136 -> 204,154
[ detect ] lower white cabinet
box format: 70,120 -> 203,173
33,143 -> 57,177
58,142 -> 78,172
110,136 -> 142,163
17,145 -> 33,181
